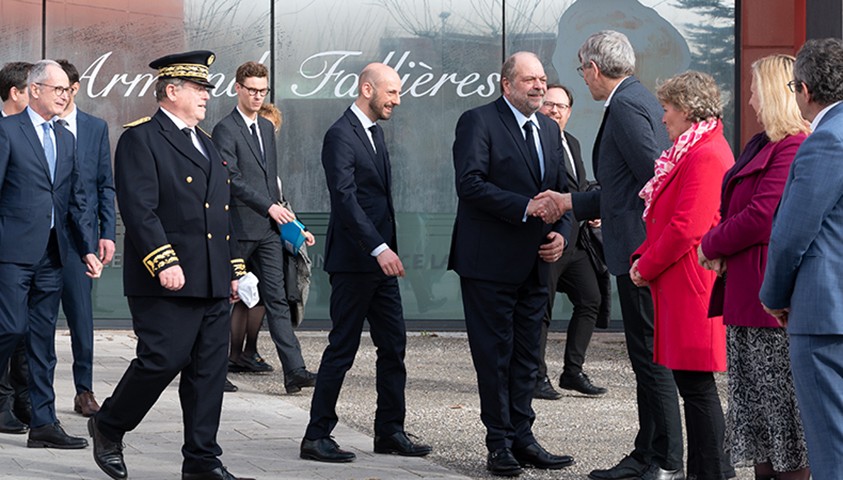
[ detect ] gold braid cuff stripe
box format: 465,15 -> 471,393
143,244 -> 179,277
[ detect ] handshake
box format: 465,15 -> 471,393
527,190 -> 571,224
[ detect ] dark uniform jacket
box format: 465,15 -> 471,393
115,109 -> 241,298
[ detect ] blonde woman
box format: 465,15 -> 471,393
699,54 -> 810,480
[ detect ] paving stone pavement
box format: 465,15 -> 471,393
0,330 -> 470,480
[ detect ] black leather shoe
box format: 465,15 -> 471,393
88,416 -> 127,479
512,442 -> 574,469
560,372 -> 608,395
232,353 -> 274,374
285,369 -> 317,394
589,455 -> 649,480
486,448 -> 523,477
223,378 -> 238,393
0,409 -> 28,434
374,431 -> 432,456
27,422 -> 88,449
300,437 -> 356,463
639,464 -> 685,480
533,376 -> 562,400
182,466 -> 255,480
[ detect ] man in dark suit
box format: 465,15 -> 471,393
56,59 -> 116,418
212,61 -> 315,394
449,52 -> 575,477
761,38 -> 843,480
0,60 -> 33,435
0,59 -> 102,449
536,31 -> 683,480
300,62 -> 431,463
534,84 -> 606,400
88,51 -> 253,480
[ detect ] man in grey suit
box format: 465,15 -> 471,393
761,38 -> 843,480
212,61 -> 315,394
536,31 -> 683,480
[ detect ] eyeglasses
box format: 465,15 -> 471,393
35,82 -> 72,97
238,83 -> 270,97
542,101 -> 570,111
787,80 -> 803,93
576,66 -> 584,77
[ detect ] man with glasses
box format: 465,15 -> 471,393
0,59 -> 102,449
761,37 -> 843,480
534,84 -> 607,401
535,30 -> 682,480
88,51 -> 253,480
212,61 -> 316,394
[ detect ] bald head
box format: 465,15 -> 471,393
355,62 -> 402,122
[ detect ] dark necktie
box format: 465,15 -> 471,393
368,124 -> 388,178
562,137 -> 577,181
182,127 -> 207,160
523,121 -> 542,180
250,123 -> 266,166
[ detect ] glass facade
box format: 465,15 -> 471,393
2,0 -> 735,326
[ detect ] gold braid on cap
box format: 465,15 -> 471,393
157,63 -> 210,80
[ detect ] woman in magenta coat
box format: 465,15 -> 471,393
630,71 -> 734,480
699,54 -> 811,480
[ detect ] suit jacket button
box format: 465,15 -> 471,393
226,235 -> 230,240
224,205 -> 229,211
205,203 -> 210,209
207,233 -> 212,239
186,176 -> 193,183
227,179 -> 231,184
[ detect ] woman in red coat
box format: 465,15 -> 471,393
699,55 -> 811,480
630,71 -> 734,480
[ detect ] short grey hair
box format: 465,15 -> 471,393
578,30 -> 635,79
154,77 -> 185,102
26,59 -> 62,85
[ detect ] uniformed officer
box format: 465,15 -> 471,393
87,51 -> 253,480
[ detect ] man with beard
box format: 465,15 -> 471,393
449,52 -> 574,476
300,62 -> 431,463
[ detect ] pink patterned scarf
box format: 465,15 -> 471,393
640,118 -> 719,220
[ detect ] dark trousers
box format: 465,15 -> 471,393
96,296 -> 230,474
672,370 -> 730,480
0,339 -> 31,423
538,246 -> 600,379
460,264 -> 546,451
60,241 -> 95,394
239,232 -> 305,378
305,271 -> 407,440
616,274 -> 683,470
0,231 -> 63,428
